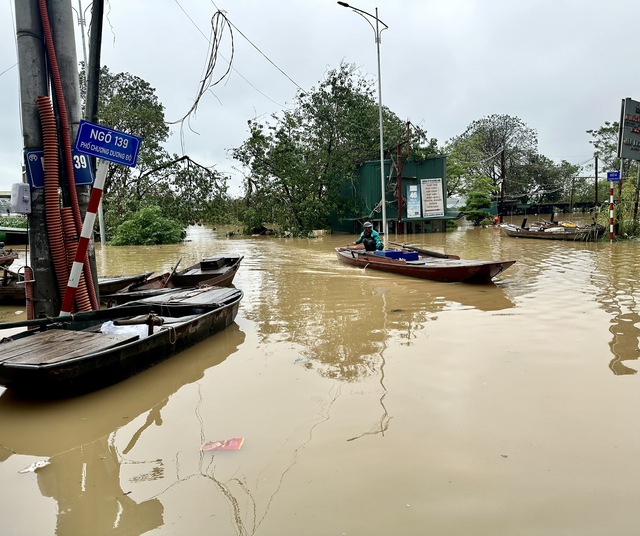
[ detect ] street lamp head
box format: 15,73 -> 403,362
337,1 -> 350,7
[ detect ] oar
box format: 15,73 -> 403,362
388,241 -> 460,260
0,303 -> 159,331
162,257 -> 182,288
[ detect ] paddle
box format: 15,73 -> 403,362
162,257 -> 182,288
0,303 -> 161,330
388,241 -> 460,260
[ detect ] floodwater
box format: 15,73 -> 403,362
1,219 -> 640,535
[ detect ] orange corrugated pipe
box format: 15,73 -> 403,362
38,0 -> 98,310
37,96 -> 71,303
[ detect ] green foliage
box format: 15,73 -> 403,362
462,176 -> 493,226
110,206 -> 185,246
587,121 -> 640,237
587,122 -> 620,172
232,62 -> 438,236
80,67 -> 229,236
447,114 -> 598,212
0,216 -> 27,229
592,165 -> 640,238
446,114 -> 538,205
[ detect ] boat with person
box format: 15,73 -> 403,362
335,242 -> 516,283
0,286 -> 243,397
101,254 -> 243,306
500,218 -> 605,241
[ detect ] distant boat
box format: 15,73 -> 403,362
0,243 -> 18,268
336,244 -> 515,283
500,219 -> 604,241
0,268 -> 27,304
0,286 -> 243,397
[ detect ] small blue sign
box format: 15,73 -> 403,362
607,171 -> 620,181
74,120 -> 141,167
24,149 -> 95,189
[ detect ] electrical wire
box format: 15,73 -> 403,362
224,18 -> 305,94
173,1 -> 294,110
168,9 -> 234,127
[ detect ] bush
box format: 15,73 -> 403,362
110,206 -> 186,245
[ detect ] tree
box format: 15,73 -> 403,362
80,67 -> 228,237
587,121 -> 620,172
446,114 -> 538,214
587,120 -> 640,234
110,206 -> 185,245
232,62 -> 437,235
461,176 -> 493,226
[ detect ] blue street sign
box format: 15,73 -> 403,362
24,149 -> 95,189
607,171 -> 620,181
74,120 -> 142,167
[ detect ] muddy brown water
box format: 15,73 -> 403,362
1,219 -> 640,535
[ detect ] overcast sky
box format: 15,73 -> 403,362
0,0 -> 635,196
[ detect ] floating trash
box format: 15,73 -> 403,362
201,437 -> 244,451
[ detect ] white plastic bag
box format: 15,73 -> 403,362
100,321 -> 149,339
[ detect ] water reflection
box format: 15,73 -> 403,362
6,225 -> 640,533
588,241 -> 640,375
37,438 -> 164,535
0,325 -> 244,535
238,244 -> 515,383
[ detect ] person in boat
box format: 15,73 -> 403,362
353,221 -> 384,251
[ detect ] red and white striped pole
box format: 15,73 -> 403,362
609,181 -> 614,243
59,159 -> 109,316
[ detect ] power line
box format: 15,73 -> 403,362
173,0 -> 297,110
224,18 -> 305,94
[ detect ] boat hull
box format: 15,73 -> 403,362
97,271 -> 154,295
0,286 -> 242,397
336,248 -> 515,283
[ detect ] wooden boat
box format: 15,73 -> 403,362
0,286 -> 242,397
102,254 -> 243,306
500,220 -> 605,241
335,244 -> 515,283
97,271 -> 154,296
0,271 -> 155,305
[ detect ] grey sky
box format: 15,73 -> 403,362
0,0 -> 635,196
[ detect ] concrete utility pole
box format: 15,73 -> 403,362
48,0 -> 99,299
15,0 -> 98,316
14,0 -> 59,317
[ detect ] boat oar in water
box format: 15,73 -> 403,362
388,241 -> 460,260
163,257 -> 182,288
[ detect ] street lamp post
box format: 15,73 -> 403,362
337,2 -> 388,238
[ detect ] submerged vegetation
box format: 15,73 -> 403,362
110,206 -> 185,246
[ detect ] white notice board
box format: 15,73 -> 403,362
420,178 -> 444,218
